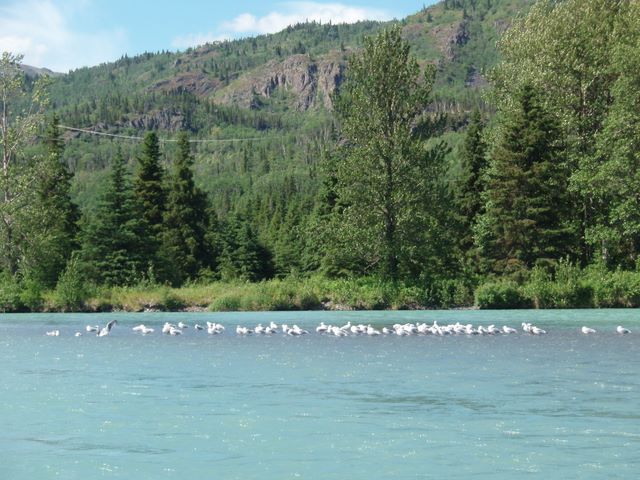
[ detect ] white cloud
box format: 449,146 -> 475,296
0,0 -> 127,72
172,1 -> 394,49
171,32 -> 230,50
223,2 -> 393,34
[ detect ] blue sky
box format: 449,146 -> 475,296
0,0 -> 436,72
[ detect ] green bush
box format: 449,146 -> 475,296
551,260 -> 593,308
323,277 -> 396,310
475,281 -> 531,309
0,274 -> 24,312
522,266 -> 553,308
19,277 -> 44,312
427,278 -> 475,308
550,281 -> 593,308
241,291 -> 276,311
588,267 -> 640,307
295,287 -> 321,310
158,288 -> 186,311
52,256 -> 91,311
210,294 -> 243,311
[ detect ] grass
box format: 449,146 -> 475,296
31,276 -> 437,312
5,266 -> 640,313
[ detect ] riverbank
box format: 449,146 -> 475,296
2,276 -> 465,313
2,265 -> 640,313
68,277 -> 440,313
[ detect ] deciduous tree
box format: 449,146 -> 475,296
0,52 -> 49,275
332,26 -> 438,280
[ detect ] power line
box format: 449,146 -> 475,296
59,125 -> 281,143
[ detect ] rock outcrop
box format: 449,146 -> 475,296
431,20 -> 470,61
152,72 -> 219,97
216,53 -> 346,111
126,110 -> 185,131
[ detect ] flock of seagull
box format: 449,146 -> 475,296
44,319 -> 633,337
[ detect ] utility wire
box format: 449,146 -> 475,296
59,125 -> 280,143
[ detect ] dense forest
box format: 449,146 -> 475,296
2,0 -> 640,312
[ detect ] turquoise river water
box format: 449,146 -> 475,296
1,309 -> 639,479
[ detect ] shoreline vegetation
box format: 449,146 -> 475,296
2,264 -> 640,313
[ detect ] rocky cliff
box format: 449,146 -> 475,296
214,53 -> 346,111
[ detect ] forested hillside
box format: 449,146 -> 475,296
4,0 -> 640,312
44,0 -> 532,274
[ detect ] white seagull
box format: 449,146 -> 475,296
616,325 -> 630,335
98,319 -> 118,337
581,326 -> 596,334
236,326 -> 252,335
162,322 -> 175,334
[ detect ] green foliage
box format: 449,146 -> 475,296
491,0 -> 632,264
134,131 -> 166,274
589,1 -> 640,268
161,131 -> 211,285
474,280 -> 531,309
0,51 -> 51,277
426,278 -> 475,308
52,255 -> 92,311
454,108 -> 486,261
19,276 -> 45,311
332,25 -> 441,280
209,294 -> 243,312
0,273 -> 24,312
584,264 -> 640,308
218,216 -> 274,282
27,3 -> 530,288
476,84 -> 573,274
158,287 -> 186,310
475,262 -> 640,309
22,114 -> 80,288
523,262 -> 593,309
80,150 -> 146,285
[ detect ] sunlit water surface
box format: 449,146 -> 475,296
1,310 -> 639,479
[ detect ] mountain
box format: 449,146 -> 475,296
20,64 -> 63,79
50,1 -> 532,122
40,0 -> 533,270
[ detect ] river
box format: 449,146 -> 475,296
1,309 -> 638,479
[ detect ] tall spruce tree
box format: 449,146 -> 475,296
476,84 -> 573,274
134,131 -> 166,276
455,108 -> 487,261
161,131 -> 210,285
81,151 -> 144,285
